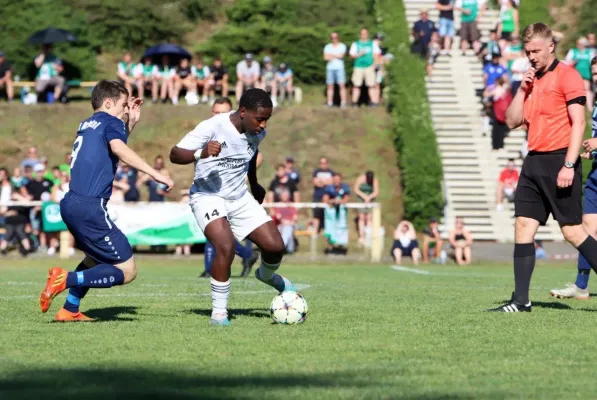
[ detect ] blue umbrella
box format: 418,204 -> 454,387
141,44 -> 191,63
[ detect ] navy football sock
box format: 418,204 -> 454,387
63,261 -> 91,313
575,255 -> 592,290
66,264 -> 124,289
234,240 -> 251,260
204,241 -> 215,273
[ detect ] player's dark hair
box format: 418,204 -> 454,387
592,56 -> 597,66
91,80 -> 128,110
334,172 -> 342,178
239,88 -> 273,111
214,97 -> 233,108
52,165 -> 60,171
0,167 -> 8,181
277,164 -> 285,170
365,170 -> 374,186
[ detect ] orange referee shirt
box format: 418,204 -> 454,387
523,59 -> 586,152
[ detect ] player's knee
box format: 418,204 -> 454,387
561,224 -> 586,247
117,259 -> 137,284
215,241 -> 235,261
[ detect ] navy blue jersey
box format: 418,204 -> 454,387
69,112 -> 128,199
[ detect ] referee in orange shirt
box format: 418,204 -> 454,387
492,22 -> 597,312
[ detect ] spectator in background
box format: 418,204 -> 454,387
0,169 -> 31,257
285,156 -> 300,185
436,0 -> 455,56
479,30 -> 501,66
117,52 -> 143,97
59,152 -> 71,173
373,34 -> 389,103
236,53 -> 260,100
21,146 -> 40,170
268,164 -> 299,203
535,240 -> 547,260
135,56 -> 159,103
26,163 -> 54,253
208,56 -> 229,102
350,28 -> 381,107
504,34 -> 524,78
11,167 -> 26,189
116,163 -> 140,202
141,155 -> 169,202
33,44 -> 65,102
392,220 -> 421,265
323,173 -> 350,254
449,217 -> 473,265
259,56 -> 277,107
192,58 -> 211,104
272,190 -> 298,254
51,170 -> 70,203
324,32 -> 348,107
175,190 -> 192,257
497,0 -> 519,48
412,9 -> 436,49
510,47 -> 530,97
489,77 -> 512,150
156,55 -> 175,104
353,170 -> 379,245
22,166 -> 33,188
482,54 -> 508,135
212,96 -> 233,115
588,33 -> 597,53
275,63 -> 293,106
312,157 -> 335,232
455,0 -> 485,55
0,168 -> 11,206
496,158 -> 519,212
111,174 -> 129,204
0,51 -> 14,102
427,32 -> 441,78
422,217 -> 444,264
172,58 -> 196,105
566,37 -> 594,112
44,165 -> 61,186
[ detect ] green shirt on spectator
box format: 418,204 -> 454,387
36,54 -> 58,79
459,0 -> 482,23
352,40 -> 375,69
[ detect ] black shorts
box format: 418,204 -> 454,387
5,224 -> 28,243
391,240 -> 419,257
514,149 -> 582,226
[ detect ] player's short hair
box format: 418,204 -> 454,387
522,23 -> 553,44
239,88 -> 273,111
214,97 -> 233,108
591,56 -> 597,66
277,164 -> 285,170
91,80 -> 128,110
333,172 -> 342,178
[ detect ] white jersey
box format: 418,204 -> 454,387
176,112 -> 266,200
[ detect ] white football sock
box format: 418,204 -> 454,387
210,278 -> 230,318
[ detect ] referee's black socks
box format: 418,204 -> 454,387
577,236 -> 597,274
513,243 -> 536,305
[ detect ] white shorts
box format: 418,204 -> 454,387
190,191 -> 271,241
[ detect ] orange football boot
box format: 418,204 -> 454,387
39,267 -> 69,313
55,308 -> 94,322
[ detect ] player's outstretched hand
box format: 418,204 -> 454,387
251,183 -> 266,204
155,173 -> 174,192
202,141 -> 222,158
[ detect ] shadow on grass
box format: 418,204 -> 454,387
0,367 -> 481,400
531,301 -> 572,310
84,306 -> 139,322
186,308 -> 271,320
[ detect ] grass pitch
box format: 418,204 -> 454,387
1,257 -> 597,399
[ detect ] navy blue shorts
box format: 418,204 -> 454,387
60,192 -> 133,264
585,168 -> 597,214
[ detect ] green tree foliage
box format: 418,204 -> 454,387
199,0 -> 377,84
518,0 -> 553,31
379,0 -> 444,229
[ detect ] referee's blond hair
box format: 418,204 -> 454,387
522,23 -> 553,44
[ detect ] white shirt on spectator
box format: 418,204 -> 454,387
236,60 -> 260,79
132,64 -> 159,79
511,57 -> 530,81
454,0 -> 486,8
0,184 -> 11,205
348,41 -> 382,59
324,42 -> 347,71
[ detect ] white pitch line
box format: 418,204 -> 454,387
0,283 -> 311,300
391,266 -> 433,275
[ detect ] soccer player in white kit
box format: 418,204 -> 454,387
169,88 -> 295,326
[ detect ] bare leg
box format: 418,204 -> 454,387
339,84 -> 346,105
352,87 -> 361,104
393,248 -> 403,264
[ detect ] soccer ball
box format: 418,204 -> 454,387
270,292 -> 308,325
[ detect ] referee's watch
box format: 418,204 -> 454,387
564,161 -> 575,169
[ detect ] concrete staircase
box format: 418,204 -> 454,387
403,0 -> 563,242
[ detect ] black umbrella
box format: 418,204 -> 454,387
141,44 -> 191,64
28,28 -> 76,45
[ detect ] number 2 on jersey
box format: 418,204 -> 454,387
204,209 -> 220,221
70,136 -> 84,169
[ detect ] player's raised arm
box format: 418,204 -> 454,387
170,121 -> 217,165
110,139 -> 173,191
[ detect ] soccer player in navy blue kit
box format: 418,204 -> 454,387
39,80 -> 174,321
550,56 -> 597,300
